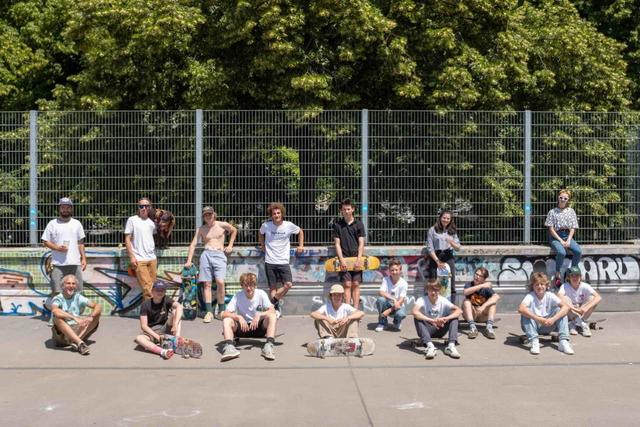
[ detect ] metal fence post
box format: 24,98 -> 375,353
195,109 -> 203,227
524,110 -> 532,244
361,109 -> 369,241
29,110 -> 38,246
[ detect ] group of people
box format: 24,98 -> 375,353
43,190 -> 597,359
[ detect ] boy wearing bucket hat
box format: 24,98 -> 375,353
310,284 -> 365,338
558,266 -> 602,337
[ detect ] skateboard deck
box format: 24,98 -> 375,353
180,265 -> 199,320
324,256 -> 380,273
588,318 -> 607,330
436,264 -> 451,299
162,334 -> 203,358
307,337 -> 375,358
400,335 -> 460,348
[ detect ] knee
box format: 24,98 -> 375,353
203,282 -> 212,290
342,282 -> 352,290
572,245 -> 582,257
284,282 -> 293,290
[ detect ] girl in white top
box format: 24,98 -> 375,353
518,272 -> 573,355
545,189 -> 582,287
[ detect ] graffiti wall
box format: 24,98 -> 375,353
1,245 -> 638,316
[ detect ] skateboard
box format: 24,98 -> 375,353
324,256 -> 380,272
233,333 -> 285,346
517,332 -> 559,345
306,337 -> 375,358
436,264 -> 451,299
161,334 -> 203,358
588,318 -> 607,330
180,265 -> 199,320
400,335 -> 460,348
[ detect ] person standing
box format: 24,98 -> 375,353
545,189 -> 582,287
42,197 -> 87,301
332,199 -> 366,309
124,197 -> 157,300
425,210 -> 461,300
185,206 -> 237,322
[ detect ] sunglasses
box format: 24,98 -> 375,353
558,197 -> 569,201
138,204 -> 151,209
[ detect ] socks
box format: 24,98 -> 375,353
469,320 -> 477,330
486,320 -> 494,330
160,348 -> 174,359
217,303 -> 225,312
205,302 -> 213,313
266,337 -> 275,344
224,339 -> 234,346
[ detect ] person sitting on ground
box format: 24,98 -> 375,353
51,274 -> 101,356
462,267 -> 500,339
518,272 -> 574,355
412,279 -> 462,360
311,284 -> 365,338
220,272 -> 278,362
558,266 -> 602,337
375,258 -> 408,332
134,280 -> 183,360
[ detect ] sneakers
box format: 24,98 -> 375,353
559,339 -> 575,355
483,327 -> 496,340
569,320 -> 578,335
468,326 -> 478,339
375,323 -> 385,332
444,343 -> 461,359
203,312 -> 214,323
77,342 -> 90,356
261,342 -> 275,361
221,343 -> 240,362
214,305 -> 224,321
424,344 -> 437,360
160,348 -> 174,359
393,321 -> 402,332
530,338 -> 540,355
580,321 -> 592,337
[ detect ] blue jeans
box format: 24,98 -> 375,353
520,307 -> 570,341
375,297 -> 406,326
549,231 -> 582,273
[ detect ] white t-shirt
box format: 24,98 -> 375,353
414,295 -> 455,318
315,302 -> 356,321
124,215 -> 156,261
259,220 -> 301,265
558,282 -> 596,306
41,218 -> 85,266
379,277 -> 408,300
521,292 -> 561,317
226,289 -> 272,322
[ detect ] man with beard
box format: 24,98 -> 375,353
42,197 -> 87,303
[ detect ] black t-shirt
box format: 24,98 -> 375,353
463,281 -> 495,306
332,218 -> 366,257
140,296 -> 173,327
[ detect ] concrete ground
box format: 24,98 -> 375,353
1,312 -> 639,427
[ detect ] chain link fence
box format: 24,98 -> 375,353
1,110 -> 638,246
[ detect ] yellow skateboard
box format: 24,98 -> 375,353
324,256 -> 380,272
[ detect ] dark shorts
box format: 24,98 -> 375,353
234,317 -> 269,338
265,263 -> 292,288
339,270 -> 363,283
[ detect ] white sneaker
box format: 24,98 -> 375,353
559,339 -> 575,355
569,320 -> 578,335
444,343 -> 461,359
580,321 -> 592,337
424,344 -> 437,360
530,339 -> 540,355
375,324 -> 384,332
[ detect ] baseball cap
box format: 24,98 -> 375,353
202,206 -> 215,215
329,284 -> 345,294
59,197 -> 73,206
152,280 -> 168,290
567,266 -> 582,276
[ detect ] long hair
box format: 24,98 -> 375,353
433,210 -> 457,235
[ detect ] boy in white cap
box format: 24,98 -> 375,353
558,266 -> 602,337
310,284 -> 365,338
42,197 -> 87,300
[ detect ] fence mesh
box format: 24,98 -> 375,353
0,110 -> 638,246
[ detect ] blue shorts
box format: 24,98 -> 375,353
199,250 -> 227,282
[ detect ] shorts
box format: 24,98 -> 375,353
265,263 -> 292,288
52,320 -> 99,346
199,249 -> 228,282
144,320 -> 173,343
50,265 -> 83,293
470,305 -> 490,323
339,270 -> 363,283
234,317 -> 269,338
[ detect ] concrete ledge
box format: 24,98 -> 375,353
1,244 -> 638,316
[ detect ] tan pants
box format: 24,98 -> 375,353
135,259 -> 157,299
315,319 -> 359,338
